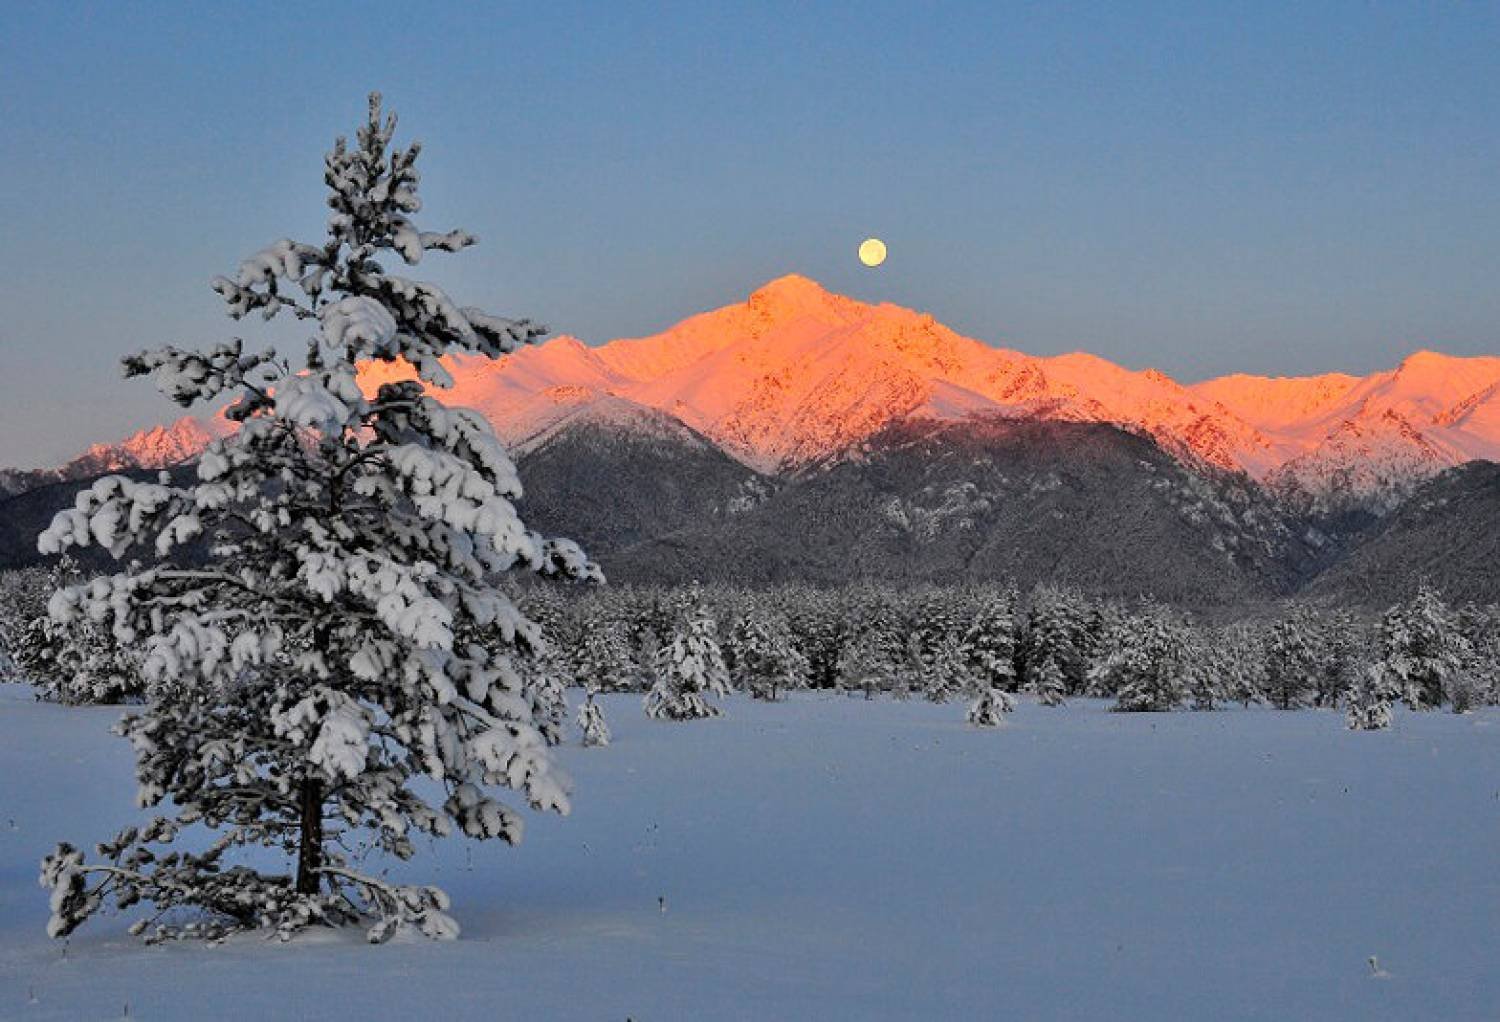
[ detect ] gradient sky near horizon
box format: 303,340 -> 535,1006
1,2 -> 1497,467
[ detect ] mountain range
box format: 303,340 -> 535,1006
3,275 -> 1497,605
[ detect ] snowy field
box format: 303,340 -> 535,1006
1,685 -> 1496,1021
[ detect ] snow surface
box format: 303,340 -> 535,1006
1,685 -> 1496,1020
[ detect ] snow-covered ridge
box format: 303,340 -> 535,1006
30,276 -> 1500,506
68,416 -> 233,474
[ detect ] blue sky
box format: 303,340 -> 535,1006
1,1 -> 1497,466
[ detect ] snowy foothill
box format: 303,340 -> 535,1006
1,683 -> 1495,1020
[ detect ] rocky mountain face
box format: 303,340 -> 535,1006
3,276 -> 1496,603
506,406 -> 765,561
1305,461 -> 1500,607
528,416 -> 1323,604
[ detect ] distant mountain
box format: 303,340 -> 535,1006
29,275 -> 1497,516
70,416 -> 230,474
0,417 -> 226,498
439,274 -> 1287,479
1196,351 -> 1500,517
2,275 -> 1496,604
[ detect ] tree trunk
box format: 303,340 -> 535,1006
295,777 -> 324,896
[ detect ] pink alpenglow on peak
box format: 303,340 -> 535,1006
43,278 -> 1500,503
67,415 -> 234,475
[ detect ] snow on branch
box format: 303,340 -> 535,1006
122,340 -> 277,408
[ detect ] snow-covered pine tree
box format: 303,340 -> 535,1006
727,603 -> 808,701
835,627 -> 899,699
631,589 -> 676,662
0,566 -> 52,681
964,587 -> 1019,693
636,626 -> 664,695
1096,603 -> 1190,713
20,613 -> 144,706
1215,623 -> 1266,708
1371,584 -> 1474,712
1187,619 -> 1263,712
907,584 -> 966,660
1345,661 -> 1402,730
6,616 -> 56,689
1080,599 -> 1131,698
965,683 -> 1016,726
518,634 -> 572,746
5,560 -> 74,695
1183,634 -> 1220,712
1306,609 -> 1365,709
963,587 -> 1019,725
12,555 -> 145,705
517,583 -> 571,649
1262,612 -> 1320,710
922,631 -> 972,703
838,584 -> 906,690
719,593 -> 755,687
36,94 -> 597,944
644,587 -> 730,720
570,598 -> 640,693
893,630 -> 924,700
719,591 -> 750,673
1456,603 -> 1500,708
1022,586 -> 1087,707
789,585 -> 845,690
1024,649 -> 1068,706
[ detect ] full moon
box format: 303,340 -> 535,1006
858,237 -> 887,267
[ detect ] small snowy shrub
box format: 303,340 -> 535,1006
577,690 -> 611,747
